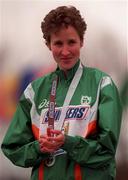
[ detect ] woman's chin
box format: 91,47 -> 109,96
60,63 -> 75,71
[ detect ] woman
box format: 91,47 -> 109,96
1,6 -> 122,180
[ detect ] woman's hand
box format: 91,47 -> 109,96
39,129 -> 65,153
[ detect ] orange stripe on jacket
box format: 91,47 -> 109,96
32,124 -> 39,140
75,163 -> 82,180
39,162 -> 44,180
32,124 -> 44,180
86,120 -> 97,138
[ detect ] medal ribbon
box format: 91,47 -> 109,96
47,76 -> 58,136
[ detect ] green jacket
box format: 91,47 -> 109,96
1,61 -> 122,180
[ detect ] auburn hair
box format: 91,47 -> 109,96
41,6 -> 87,45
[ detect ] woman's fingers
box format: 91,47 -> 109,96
39,129 -> 65,153
48,130 -> 65,143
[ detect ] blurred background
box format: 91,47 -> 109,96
0,0 -> 127,179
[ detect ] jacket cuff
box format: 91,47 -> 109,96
62,135 -> 80,152
34,140 -> 49,157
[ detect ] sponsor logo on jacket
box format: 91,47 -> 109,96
38,99 -> 49,109
41,105 -> 90,124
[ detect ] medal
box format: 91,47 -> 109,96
44,155 -> 56,167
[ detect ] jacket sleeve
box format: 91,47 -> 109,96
1,94 -> 49,168
62,78 -> 122,168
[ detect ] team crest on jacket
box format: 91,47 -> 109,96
81,96 -> 91,105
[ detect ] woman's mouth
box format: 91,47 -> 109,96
61,57 -> 72,61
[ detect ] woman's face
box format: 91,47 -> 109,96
48,26 -> 83,73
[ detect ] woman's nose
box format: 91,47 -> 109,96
61,46 -> 70,56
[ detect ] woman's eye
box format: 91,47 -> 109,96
68,40 -> 76,45
54,41 -> 63,46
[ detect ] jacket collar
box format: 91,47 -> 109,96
55,60 -> 80,82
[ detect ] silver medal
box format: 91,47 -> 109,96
44,155 -> 55,167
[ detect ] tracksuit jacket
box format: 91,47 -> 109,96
1,60 -> 122,180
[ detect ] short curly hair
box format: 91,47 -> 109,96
41,6 -> 87,45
